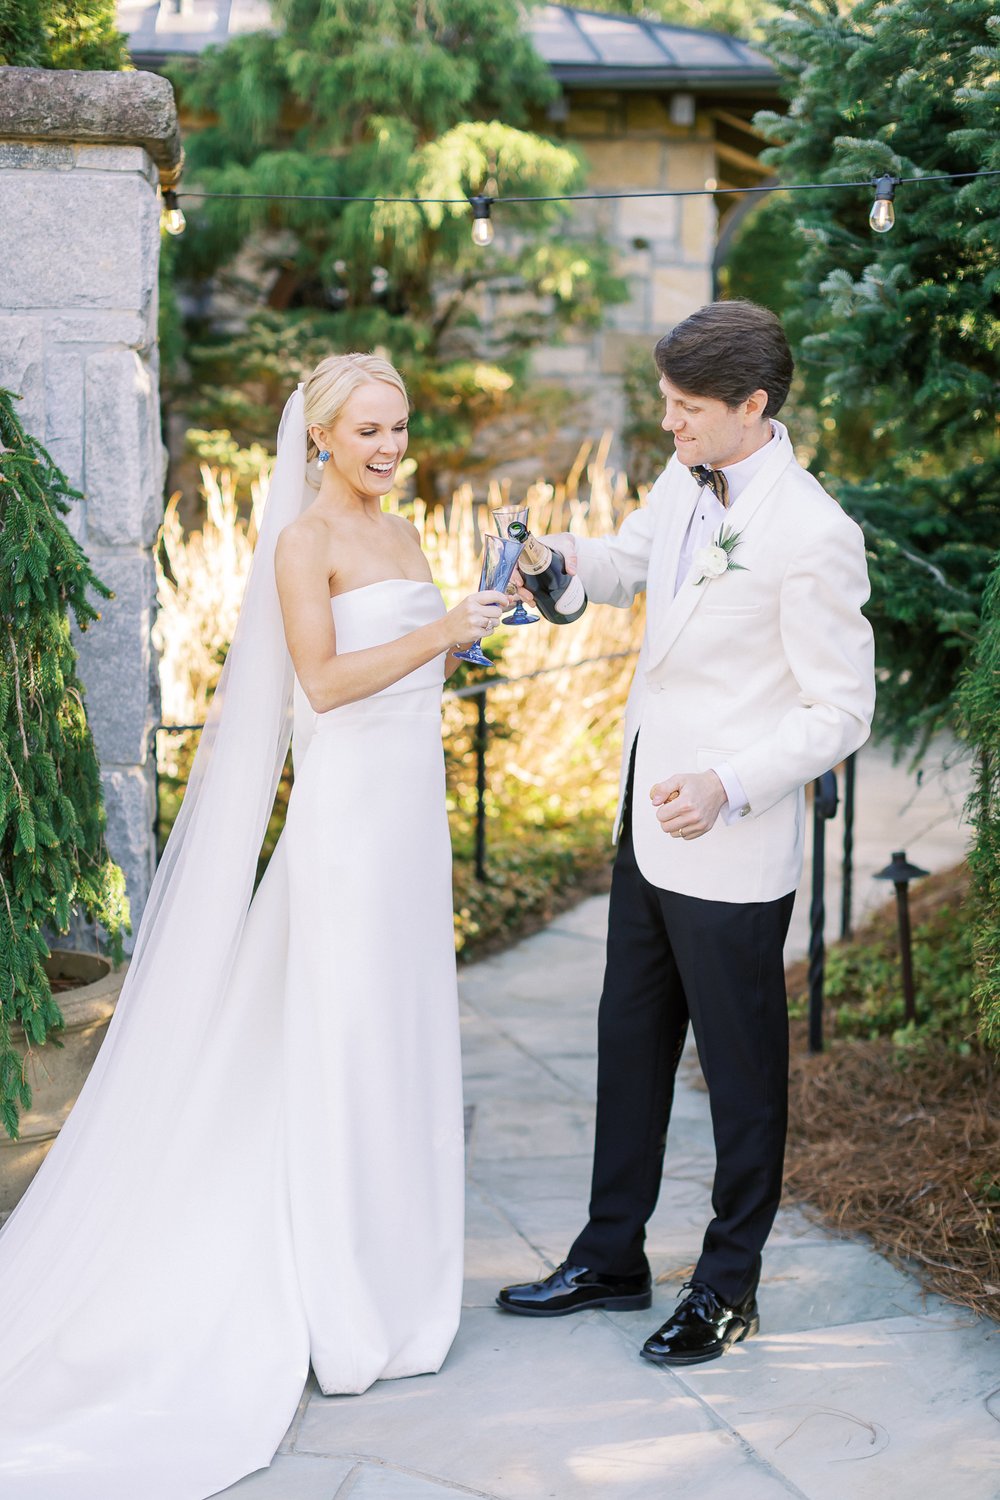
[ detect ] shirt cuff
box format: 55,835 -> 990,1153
712,762 -> 750,825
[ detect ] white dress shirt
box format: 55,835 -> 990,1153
673,423 -> 783,822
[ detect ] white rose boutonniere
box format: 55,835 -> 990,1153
693,524 -> 747,586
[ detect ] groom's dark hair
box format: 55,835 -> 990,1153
653,300 -> 794,417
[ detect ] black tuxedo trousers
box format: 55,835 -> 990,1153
569,753 -> 795,1306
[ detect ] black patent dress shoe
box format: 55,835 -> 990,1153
641,1280 -> 759,1365
497,1262 -> 652,1317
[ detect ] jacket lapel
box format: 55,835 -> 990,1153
645,433 -> 796,673
647,467 -> 700,608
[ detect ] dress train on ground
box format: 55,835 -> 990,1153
0,579 -> 463,1499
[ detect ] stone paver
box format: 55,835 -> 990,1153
224,741 -> 995,1500
296,1308 -> 803,1500
223,1455 -> 356,1498
677,1310 -> 1000,1500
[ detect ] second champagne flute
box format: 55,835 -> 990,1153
452,532 -> 525,669
491,504 -> 539,625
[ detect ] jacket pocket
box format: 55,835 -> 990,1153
695,747 -> 738,770
700,603 -> 762,617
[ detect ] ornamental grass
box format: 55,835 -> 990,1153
155,437 -> 646,953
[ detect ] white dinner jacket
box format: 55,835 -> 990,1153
574,428 -> 876,904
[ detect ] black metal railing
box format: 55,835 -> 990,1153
151,650 -> 641,878
808,750 -> 858,1054
841,750 -> 856,941
152,670 -> 858,1046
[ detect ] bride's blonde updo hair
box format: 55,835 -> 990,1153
302,353 -> 409,476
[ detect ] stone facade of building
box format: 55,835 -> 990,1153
531,91 -> 719,460
0,68 -> 182,945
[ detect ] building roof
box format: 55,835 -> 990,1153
532,5 -> 775,90
118,1 -> 778,93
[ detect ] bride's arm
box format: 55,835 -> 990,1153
443,649 -> 465,680
275,528 -> 506,712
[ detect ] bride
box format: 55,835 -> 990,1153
0,354 -> 509,1498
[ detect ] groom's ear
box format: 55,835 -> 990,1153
743,389 -> 770,422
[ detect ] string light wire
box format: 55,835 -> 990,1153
161,168 -> 1000,239
172,168 -> 1000,208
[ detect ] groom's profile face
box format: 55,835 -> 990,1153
658,375 -> 768,471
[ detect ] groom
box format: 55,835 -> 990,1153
498,300 -> 875,1364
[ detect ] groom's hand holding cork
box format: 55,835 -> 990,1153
650,772 -> 727,841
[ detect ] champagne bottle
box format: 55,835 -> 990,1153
507,522 -> 588,624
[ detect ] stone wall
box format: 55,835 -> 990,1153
0,68 -> 182,946
539,93 -> 710,438
516,91 -> 717,479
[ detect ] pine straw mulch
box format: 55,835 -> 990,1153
783,865 -> 1000,1323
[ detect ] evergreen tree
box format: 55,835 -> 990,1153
166,0 -> 624,493
0,0 -> 47,67
0,0 -> 128,69
0,391 -> 128,1140
716,195 -> 801,319
958,551 -> 1000,1053
753,0 -> 1000,751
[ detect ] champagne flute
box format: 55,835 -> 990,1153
452,532 -> 525,669
491,504 -> 539,625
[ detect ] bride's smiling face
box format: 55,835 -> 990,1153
311,381 -> 409,497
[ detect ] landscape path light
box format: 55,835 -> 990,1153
874,850 -> 929,1024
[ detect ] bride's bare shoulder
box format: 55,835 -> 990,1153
274,509 -> 335,579
384,511 -> 423,549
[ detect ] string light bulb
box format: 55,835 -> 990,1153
869,174 -> 897,234
161,189 -> 186,236
469,195 -> 494,247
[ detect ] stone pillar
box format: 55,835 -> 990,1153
0,68 -> 182,946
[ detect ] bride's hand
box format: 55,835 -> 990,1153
444,590 -> 511,649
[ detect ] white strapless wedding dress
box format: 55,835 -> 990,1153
0,580 -> 464,1498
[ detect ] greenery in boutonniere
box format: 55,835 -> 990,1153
693,525 -> 747,586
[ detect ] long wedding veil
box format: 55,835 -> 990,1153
132,382 -> 308,982
12,383 -> 307,1196
0,388 -> 314,1494
5,386 -> 309,1225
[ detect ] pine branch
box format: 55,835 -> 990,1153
0,387 -> 127,1138
4,621 -> 30,760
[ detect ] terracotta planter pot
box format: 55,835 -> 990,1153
0,951 -> 127,1216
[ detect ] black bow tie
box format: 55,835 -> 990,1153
691,465 -> 730,508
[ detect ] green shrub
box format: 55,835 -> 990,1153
957,552 -> 1000,1051
0,391 -> 129,1138
789,888 -> 977,1054
0,0 -> 128,70
451,782 -> 614,959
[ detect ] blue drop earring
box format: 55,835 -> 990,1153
317,449 -> 330,469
